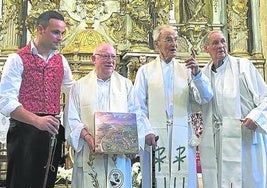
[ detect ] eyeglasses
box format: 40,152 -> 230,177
95,54 -> 117,60
160,37 -> 178,43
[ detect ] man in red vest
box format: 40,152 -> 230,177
0,10 -> 74,188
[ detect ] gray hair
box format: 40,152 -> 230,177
152,25 -> 177,42
203,30 -> 225,46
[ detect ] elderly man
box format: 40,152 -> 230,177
134,25 -> 213,188
64,42 -> 152,188
200,30 -> 267,188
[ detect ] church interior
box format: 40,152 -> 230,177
1,0 -> 267,187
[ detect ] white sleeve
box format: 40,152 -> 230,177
64,82 -> 87,152
61,55 -> 75,94
0,53 -> 24,116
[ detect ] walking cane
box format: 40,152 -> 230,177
152,135 -> 159,188
43,134 -> 57,188
152,149 -> 155,188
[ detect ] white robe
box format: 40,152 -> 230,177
200,55 -> 267,188
134,56 -> 213,188
64,70 -> 149,188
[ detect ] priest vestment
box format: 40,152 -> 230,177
200,55 -> 267,188
134,56 -> 213,188
64,70 -> 149,188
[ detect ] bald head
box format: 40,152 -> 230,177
93,43 -> 116,55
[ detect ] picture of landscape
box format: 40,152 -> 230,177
94,112 -> 139,154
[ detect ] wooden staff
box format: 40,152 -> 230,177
152,149 -> 156,188
42,134 -> 57,188
152,135 -> 159,188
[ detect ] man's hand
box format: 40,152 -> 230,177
84,133 -> 95,154
81,129 -> 95,154
185,49 -> 200,76
145,133 -> 159,150
35,115 -> 60,135
240,118 -> 258,131
10,106 -> 60,135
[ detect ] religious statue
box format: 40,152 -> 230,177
179,0 -> 208,23
126,0 -> 152,50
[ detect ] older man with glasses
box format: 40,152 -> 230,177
64,42 -> 152,188
134,25 -> 213,188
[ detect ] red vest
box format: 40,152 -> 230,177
17,43 -> 64,115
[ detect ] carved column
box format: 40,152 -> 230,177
152,0 -> 173,26
169,2 -> 176,24
126,0 -> 152,52
212,0 -> 220,24
227,0 -> 249,56
212,0 -> 224,31
176,0 -> 212,54
250,0 -> 263,58
1,0 -> 25,54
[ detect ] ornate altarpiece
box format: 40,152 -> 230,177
0,0 -> 265,81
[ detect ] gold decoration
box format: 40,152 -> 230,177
153,0 -> 173,25
179,0 -> 208,23
61,29 -> 106,80
178,22 -> 211,53
26,3 -> 79,42
101,12 -> 127,46
74,0 -> 104,29
175,0 -> 212,26
126,0 -> 151,51
25,1 -> 57,38
2,0 -> 23,36
0,0 -> 264,83
127,57 -> 140,82
177,36 -> 190,53
61,29 -> 106,54
227,0 -> 249,56
121,52 -> 157,82
127,55 -> 151,82
29,0 -> 60,8
1,0 -> 24,53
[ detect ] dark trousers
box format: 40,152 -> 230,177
6,119 -> 65,188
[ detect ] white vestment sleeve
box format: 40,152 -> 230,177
64,82 -> 87,152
